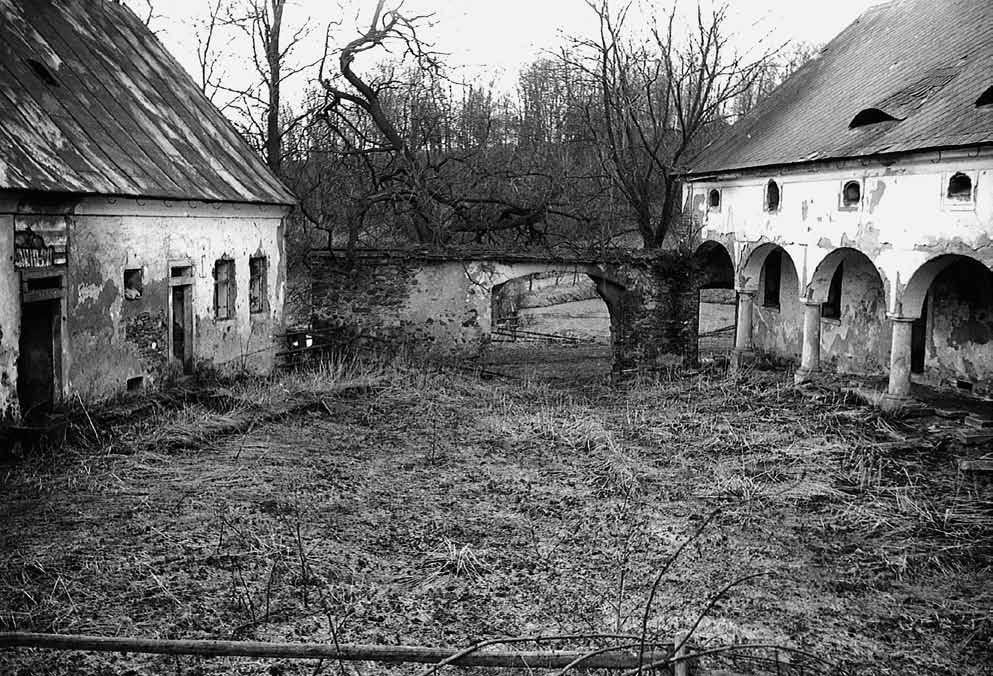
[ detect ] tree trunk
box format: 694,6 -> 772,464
265,0 -> 283,173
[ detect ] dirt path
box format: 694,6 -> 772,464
1,353 -> 990,675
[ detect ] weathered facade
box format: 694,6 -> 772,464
685,0 -> 993,404
0,0 -> 294,418
308,250 -> 698,370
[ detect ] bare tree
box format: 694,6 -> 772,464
562,0 -> 775,248
317,1 -> 588,246
124,0 -> 162,32
199,0 -> 320,173
194,0 -> 227,102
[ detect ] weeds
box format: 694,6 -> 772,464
0,348 -> 990,675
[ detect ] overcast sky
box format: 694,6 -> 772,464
138,0 -> 891,101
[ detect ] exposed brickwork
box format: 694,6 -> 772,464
124,309 -> 168,374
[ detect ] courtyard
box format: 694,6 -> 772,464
0,347 -> 990,675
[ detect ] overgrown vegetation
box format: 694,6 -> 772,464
1,348 -> 990,674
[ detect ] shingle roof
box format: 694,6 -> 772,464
0,0 -> 294,205
686,0 -> 993,176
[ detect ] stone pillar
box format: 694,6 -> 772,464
881,316 -> 915,410
795,301 -> 822,384
732,290 -> 755,367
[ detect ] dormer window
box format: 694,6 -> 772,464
849,108 -> 899,128
976,86 -> 993,107
764,180 -> 781,212
708,189 -> 721,210
946,172 -> 973,201
841,180 -> 861,209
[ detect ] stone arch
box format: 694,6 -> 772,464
738,242 -> 785,292
899,254 -> 987,319
739,243 -> 804,360
487,264 -> 624,346
807,247 -> 887,304
898,254 -> 993,387
808,247 -> 890,373
693,240 -> 735,289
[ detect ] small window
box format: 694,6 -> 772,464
171,265 -> 193,278
213,258 -> 235,320
764,180 -> 781,212
946,172 -> 973,201
249,256 -> 268,314
762,250 -> 782,309
708,189 -> 721,209
127,376 -> 144,392
842,181 -> 861,208
976,86 -> 993,107
124,268 -> 143,300
822,263 -> 843,319
849,108 -> 899,128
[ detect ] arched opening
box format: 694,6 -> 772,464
901,255 -> 993,390
764,180 -> 781,212
740,244 -> 803,361
693,241 -> 735,356
708,189 -> 721,209
807,248 -> 888,373
946,172 -> 973,201
487,269 -> 622,380
842,180 -> 861,208
490,271 -> 612,343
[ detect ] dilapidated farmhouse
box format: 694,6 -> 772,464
685,0 -> 993,406
0,0 -> 294,420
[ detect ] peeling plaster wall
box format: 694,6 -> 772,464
688,149 -> 993,386
66,197 -> 287,401
0,196 -> 21,417
820,255 -> 890,375
925,261 -> 993,388
753,253 -> 803,361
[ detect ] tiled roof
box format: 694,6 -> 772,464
0,0 -> 294,205
686,0 -> 993,176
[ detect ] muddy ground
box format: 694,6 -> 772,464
1,346 -> 991,675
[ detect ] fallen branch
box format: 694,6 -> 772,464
0,633 -> 663,670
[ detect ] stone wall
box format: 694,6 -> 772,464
308,250 -> 700,370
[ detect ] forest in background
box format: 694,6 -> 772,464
131,0 -> 817,260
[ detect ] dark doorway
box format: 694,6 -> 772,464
911,295 -> 927,374
171,284 -> 194,374
18,299 -> 61,421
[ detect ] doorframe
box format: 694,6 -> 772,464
19,268 -> 67,408
167,259 -> 196,374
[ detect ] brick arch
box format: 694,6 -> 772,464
899,253 -> 992,319
806,247 -> 887,304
